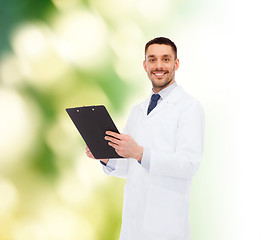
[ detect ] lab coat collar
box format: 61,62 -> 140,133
140,85 -> 185,115
164,85 -> 184,104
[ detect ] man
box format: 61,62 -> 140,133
86,37 -> 205,240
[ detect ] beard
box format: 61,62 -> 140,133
149,69 -> 175,91
151,76 -> 174,88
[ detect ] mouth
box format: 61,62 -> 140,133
152,71 -> 168,77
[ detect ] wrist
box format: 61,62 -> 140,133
135,146 -> 143,162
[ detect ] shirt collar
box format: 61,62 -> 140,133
151,81 -> 177,100
140,84 -> 184,111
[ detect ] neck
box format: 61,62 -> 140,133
152,80 -> 175,93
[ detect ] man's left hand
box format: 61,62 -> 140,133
105,131 -> 143,162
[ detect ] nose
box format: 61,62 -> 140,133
155,59 -> 163,69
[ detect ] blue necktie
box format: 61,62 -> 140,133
147,94 -> 160,115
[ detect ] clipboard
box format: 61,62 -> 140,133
66,105 -> 123,159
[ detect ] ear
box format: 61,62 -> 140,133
174,58 -> 180,71
143,60 -> 147,72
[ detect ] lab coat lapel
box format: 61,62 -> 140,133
139,97 -> 165,118
140,85 -> 185,118
140,98 -> 150,116
146,98 -> 167,116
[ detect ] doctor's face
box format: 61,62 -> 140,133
143,44 -> 179,93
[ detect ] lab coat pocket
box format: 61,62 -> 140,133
144,185 -> 185,236
152,119 -> 178,152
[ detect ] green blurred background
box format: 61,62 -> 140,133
2,0 -> 262,239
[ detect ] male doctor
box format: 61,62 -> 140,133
86,37 -> 205,240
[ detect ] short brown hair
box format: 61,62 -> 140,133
145,37 -> 177,59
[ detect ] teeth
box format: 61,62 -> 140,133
154,73 -> 165,76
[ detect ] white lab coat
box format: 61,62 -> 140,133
104,85 -> 205,240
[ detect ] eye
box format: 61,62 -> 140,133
164,58 -> 169,62
149,59 -> 155,62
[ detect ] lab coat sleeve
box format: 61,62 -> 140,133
102,158 -> 128,179
147,100 -> 205,179
101,159 -> 115,174
140,148 -> 151,170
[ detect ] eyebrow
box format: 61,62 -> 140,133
147,54 -> 172,58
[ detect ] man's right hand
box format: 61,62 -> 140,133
85,145 -> 109,165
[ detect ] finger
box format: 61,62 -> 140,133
86,146 -> 90,153
105,136 -> 121,145
87,152 -> 95,159
114,148 -> 125,158
108,141 -> 119,148
85,147 -> 95,158
85,148 -> 91,155
86,145 -> 92,153
106,131 -> 121,139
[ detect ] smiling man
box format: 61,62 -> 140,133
144,42 -> 179,93
86,37 -> 205,240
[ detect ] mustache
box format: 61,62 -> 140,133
151,70 -> 169,73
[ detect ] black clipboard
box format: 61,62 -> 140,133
66,105 -> 123,159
